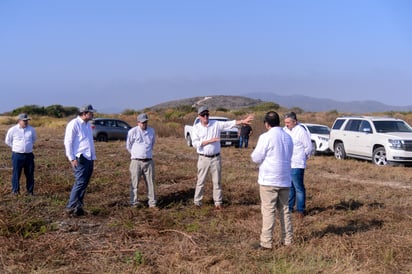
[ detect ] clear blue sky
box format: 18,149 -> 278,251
1,0 -> 411,113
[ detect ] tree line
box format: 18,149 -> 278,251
8,104 -> 79,118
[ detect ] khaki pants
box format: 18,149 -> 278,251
129,159 -> 156,207
260,185 -> 293,248
194,155 -> 222,206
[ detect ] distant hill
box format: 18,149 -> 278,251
244,92 -> 412,113
148,93 -> 412,114
150,95 -> 264,110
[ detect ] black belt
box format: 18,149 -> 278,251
199,153 -> 220,158
133,158 -> 152,162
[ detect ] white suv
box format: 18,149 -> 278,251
301,123 -> 331,155
328,116 -> 412,166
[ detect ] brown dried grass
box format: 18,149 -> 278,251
0,116 -> 411,273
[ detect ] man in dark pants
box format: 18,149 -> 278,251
64,104 -> 97,216
5,113 -> 37,195
238,124 -> 253,148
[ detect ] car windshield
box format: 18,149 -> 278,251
373,121 -> 412,133
306,125 -> 330,134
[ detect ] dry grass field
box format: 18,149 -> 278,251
0,113 -> 411,273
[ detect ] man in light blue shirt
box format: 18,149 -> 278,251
251,111 -> 294,250
5,113 -> 37,195
64,104 -> 96,216
126,113 -> 157,209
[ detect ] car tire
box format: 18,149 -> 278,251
311,141 -> 317,156
334,142 -> 346,160
372,147 -> 387,166
97,133 -> 108,142
186,134 -> 192,147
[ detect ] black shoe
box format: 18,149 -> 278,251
75,207 -> 85,216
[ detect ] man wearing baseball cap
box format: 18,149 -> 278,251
64,104 -> 97,216
126,113 -> 158,209
191,106 -> 254,210
5,113 -> 37,195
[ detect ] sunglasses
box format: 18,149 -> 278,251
200,112 -> 209,117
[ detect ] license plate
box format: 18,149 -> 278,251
225,141 -> 232,145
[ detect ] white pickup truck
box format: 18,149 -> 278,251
184,116 -> 240,147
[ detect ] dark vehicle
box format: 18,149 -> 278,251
91,118 -> 132,142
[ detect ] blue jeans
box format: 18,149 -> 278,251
288,168 -> 306,213
11,152 -> 35,194
67,155 -> 94,210
239,136 -> 249,148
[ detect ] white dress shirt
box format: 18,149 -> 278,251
283,123 -> 312,169
191,120 -> 236,155
64,116 -> 96,161
251,127 -> 293,187
5,124 -> 37,153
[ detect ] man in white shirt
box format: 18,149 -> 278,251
191,106 -> 253,210
126,113 -> 157,209
283,111 -> 312,218
64,104 -> 97,216
5,113 -> 37,195
251,111 -> 294,250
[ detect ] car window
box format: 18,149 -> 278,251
307,125 -> 330,134
373,121 -> 412,133
107,120 -> 116,127
359,120 -> 372,133
95,120 -> 105,126
332,119 -> 345,130
117,121 -> 130,129
344,119 -> 362,132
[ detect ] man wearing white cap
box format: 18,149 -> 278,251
191,106 -> 254,210
64,104 -> 97,216
5,113 -> 37,195
126,113 -> 157,209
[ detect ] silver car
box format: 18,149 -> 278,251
91,118 -> 131,142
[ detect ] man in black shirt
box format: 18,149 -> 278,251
238,124 -> 253,148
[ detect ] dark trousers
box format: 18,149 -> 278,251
67,155 -> 94,210
239,136 -> 249,148
11,152 -> 35,194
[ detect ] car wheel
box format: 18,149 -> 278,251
372,147 -> 387,166
97,133 -> 108,142
186,134 -> 192,147
334,142 -> 346,160
311,141 -> 316,156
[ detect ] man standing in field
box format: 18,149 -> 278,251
126,113 -> 157,209
283,111 -> 312,218
191,106 -> 254,209
64,104 -> 96,216
5,113 -> 37,195
251,111 -> 294,249
238,123 -> 253,148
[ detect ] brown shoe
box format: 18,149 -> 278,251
215,205 -> 223,210
252,243 -> 271,250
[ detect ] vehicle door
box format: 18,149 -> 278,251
115,120 -> 131,139
356,120 -> 374,157
342,119 -> 363,155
